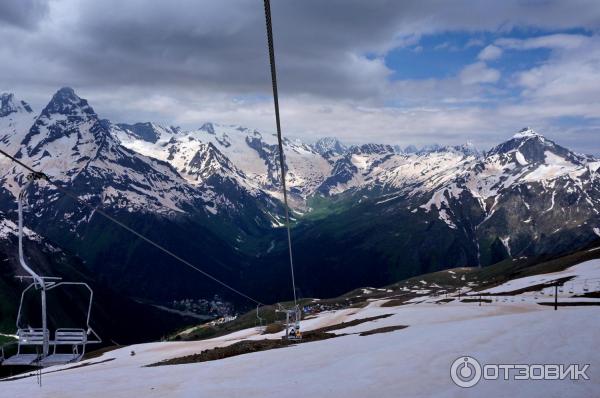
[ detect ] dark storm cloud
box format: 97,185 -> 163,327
2,0 -> 600,152
52,0 -> 398,100
30,0 -> 600,100
0,0 -> 49,29
5,0 -> 600,100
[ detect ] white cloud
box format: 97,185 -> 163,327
497,33 -> 600,106
459,62 -> 501,85
477,45 -> 503,61
465,38 -> 485,48
496,33 -> 590,50
510,39 -> 600,113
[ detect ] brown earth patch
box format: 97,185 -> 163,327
359,325 -> 408,336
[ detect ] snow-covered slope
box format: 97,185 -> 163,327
313,136 -> 347,156
481,257 -> 600,295
321,144 -> 476,196
110,120 -> 487,204
110,122 -> 332,202
0,211 -> 46,245
3,259 -> 600,397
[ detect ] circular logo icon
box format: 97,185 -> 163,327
450,356 -> 482,388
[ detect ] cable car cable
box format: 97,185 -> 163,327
263,0 -> 298,306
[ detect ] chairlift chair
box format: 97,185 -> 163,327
1,176 -> 101,367
255,305 -> 265,332
277,304 -> 302,340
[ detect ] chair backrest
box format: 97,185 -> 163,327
54,329 -> 87,345
17,328 -> 48,346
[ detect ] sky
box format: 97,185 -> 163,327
1,0 -> 600,154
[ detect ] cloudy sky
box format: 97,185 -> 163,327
1,0 -> 600,153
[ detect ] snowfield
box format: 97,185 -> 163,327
2,297 -> 599,397
481,259 -> 600,295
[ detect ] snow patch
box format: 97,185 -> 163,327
438,209 -> 457,229
482,259 -> 600,294
512,127 -> 541,139
500,236 -> 511,256
515,151 -> 528,166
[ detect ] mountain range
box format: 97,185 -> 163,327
1,88 -> 599,318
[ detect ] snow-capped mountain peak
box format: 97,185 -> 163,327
42,87 -> 95,118
416,143 -> 443,155
350,143 -> 395,155
0,89 -> 213,216
185,141 -> 240,182
487,128 -> 584,168
512,126 -> 541,139
0,93 -> 36,156
454,141 -> 480,157
19,87 -> 105,164
1,93 -> 33,117
416,126 -> 599,240
199,122 -> 216,135
313,137 -> 347,156
403,144 -> 418,154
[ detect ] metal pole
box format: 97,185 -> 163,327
554,283 -> 558,311
41,288 -> 48,356
18,182 -> 44,288
286,311 -> 290,338
18,179 -> 49,356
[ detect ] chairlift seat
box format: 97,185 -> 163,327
1,328 -> 48,366
2,353 -> 40,366
39,353 -> 83,367
17,328 -> 49,345
52,329 -> 87,346
39,329 -> 86,366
